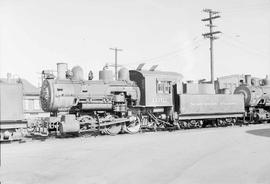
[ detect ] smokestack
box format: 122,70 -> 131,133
245,75 -> 251,86
264,75 -> 270,86
7,73 -> 12,83
57,63 -> 68,80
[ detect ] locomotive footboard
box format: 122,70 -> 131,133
178,113 -> 244,120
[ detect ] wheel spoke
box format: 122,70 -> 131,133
124,116 -> 141,134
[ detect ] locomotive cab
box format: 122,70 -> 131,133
129,67 -> 183,128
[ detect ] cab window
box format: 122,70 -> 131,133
157,81 -> 164,94
156,80 -> 171,94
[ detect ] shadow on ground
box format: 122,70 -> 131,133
246,128 -> 270,137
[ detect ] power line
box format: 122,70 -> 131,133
221,35 -> 269,58
222,2 -> 270,14
222,33 -> 269,56
124,36 -> 203,66
140,44 -> 202,65
120,41 -> 204,70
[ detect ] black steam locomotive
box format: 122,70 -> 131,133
233,75 -> 270,123
216,74 -> 270,123
37,63 -> 246,136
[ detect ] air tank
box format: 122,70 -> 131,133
99,69 -> 113,83
57,63 -> 68,80
71,66 -> 84,80
118,68 -> 130,81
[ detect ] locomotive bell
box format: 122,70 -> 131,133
71,66 -> 84,80
118,68 -> 130,81
88,70 -> 93,80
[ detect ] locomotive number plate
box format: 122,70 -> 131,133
152,97 -> 169,103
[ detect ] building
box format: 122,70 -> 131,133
0,79 -> 25,130
0,77 -> 49,125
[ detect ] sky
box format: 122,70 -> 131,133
0,0 -> 270,86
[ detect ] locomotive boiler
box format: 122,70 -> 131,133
40,63 -> 141,135
234,75 -> 270,122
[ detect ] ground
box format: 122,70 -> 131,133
1,124 -> 270,184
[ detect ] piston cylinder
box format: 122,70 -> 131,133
59,114 -> 80,134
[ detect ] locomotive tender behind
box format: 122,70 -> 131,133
38,63 -> 245,136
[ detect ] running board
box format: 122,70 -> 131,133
179,113 -> 244,120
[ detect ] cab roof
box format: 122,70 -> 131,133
130,69 -> 183,79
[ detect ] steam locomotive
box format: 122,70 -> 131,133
38,63 -> 246,136
233,75 -> 270,123
40,63 -> 141,135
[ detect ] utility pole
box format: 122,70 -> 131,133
109,47 -> 123,80
202,9 -> 221,83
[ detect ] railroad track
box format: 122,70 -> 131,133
2,120 -> 266,144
